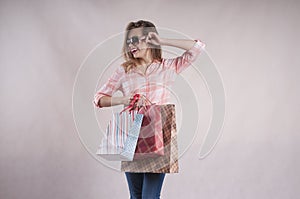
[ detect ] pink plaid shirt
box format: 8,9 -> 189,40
94,40 -> 205,108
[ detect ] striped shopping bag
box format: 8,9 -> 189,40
96,111 -> 143,161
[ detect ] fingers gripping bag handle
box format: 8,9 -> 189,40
121,93 -> 155,114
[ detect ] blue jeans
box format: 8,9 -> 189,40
125,172 -> 166,199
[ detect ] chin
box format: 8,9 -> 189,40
132,53 -> 141,59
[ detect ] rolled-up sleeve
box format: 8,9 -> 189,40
93,66 -> 124,108
163,39 -> 206,74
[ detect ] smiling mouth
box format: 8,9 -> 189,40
130,48 -> 138,54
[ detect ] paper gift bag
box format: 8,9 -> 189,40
134,105 -> 164,159
121,104 -> 179,173
96,111 -> 143,161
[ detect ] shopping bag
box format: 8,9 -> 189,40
96,111 -> 143,161
121,104 -> 179,173
123,94 -> 164,159
134,104 -> 164,159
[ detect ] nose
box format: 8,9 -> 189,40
128,42 -> 134,47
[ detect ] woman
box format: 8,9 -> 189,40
94,20 -> 205,199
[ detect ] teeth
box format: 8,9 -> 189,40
131,48 -> 138,53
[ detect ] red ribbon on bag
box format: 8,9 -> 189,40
120,94 -> 142,121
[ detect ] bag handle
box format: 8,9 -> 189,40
136,94 -> 155,112
120,93 -> 155,113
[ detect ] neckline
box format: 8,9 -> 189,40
136,62 -> 152,76
129,60 -> 161,76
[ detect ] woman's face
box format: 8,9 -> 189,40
127,28 -> 149,59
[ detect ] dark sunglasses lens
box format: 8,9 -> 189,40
131,36 -> 139,44
126,36 -> 140,45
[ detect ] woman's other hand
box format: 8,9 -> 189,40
146,32 -> 162,46
122,95 -> 134,106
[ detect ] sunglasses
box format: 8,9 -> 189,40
126,36 -> 145,46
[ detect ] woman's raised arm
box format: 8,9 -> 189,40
146,32 -> 197,50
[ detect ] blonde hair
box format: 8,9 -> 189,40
121,20 -> 162,73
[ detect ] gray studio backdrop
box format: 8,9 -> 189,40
1,0 -> 299,199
